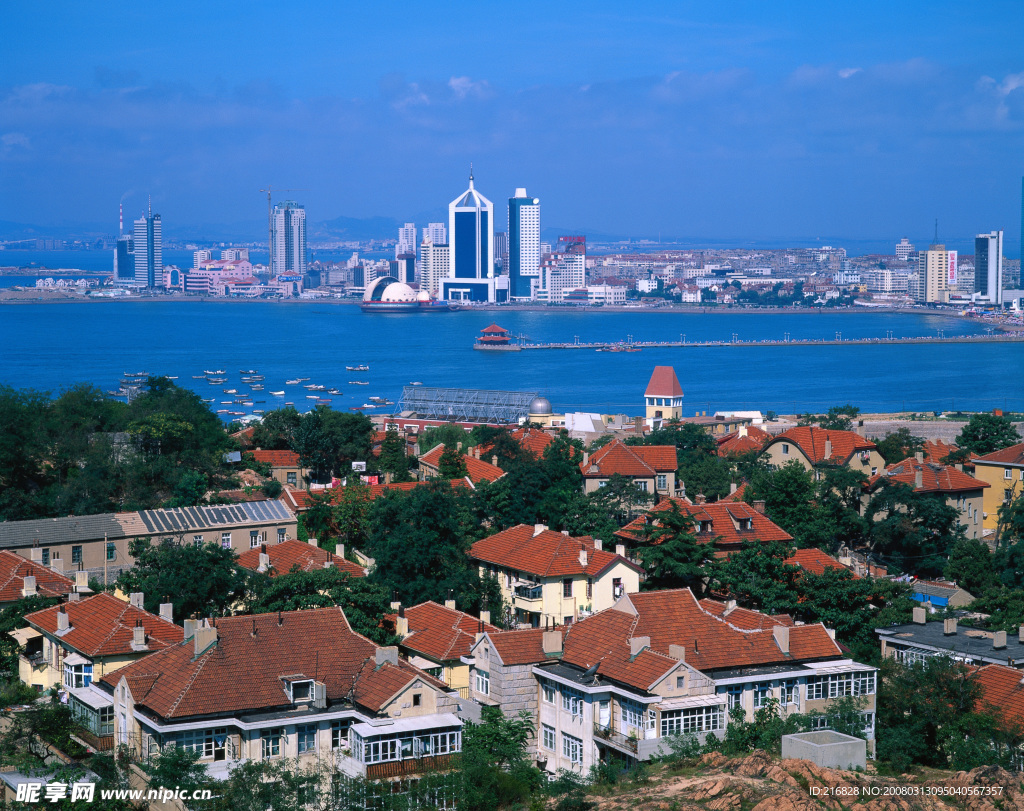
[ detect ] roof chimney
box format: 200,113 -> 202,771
159,603 -> 173,623
21,576 -> 36,598
456,442 -> 462,452
542,630 -> 562,655
695,493 -> 706,505
57,606 -> 69,632
773,625 -> 790,654
912,607 -> 927,624
994,630 -> 1007,650
724,599 -> 737,615
68,591 -> 80,602
915,451 -> 924,463
615,543 -> 626,558
730,482 -> 738,494
194,620 -> 218,656
75,571 -> 88,591
533,524 -> 547,537
752,500 -> 766,514
132,622 -> 146,649
583,452 -> 589,466
943,618 -> 957,636
29,548 -> 42,563
579,548 -> 588,567
308,536 -> 318,547
129,592 -> 144,609
183,618 -> 198,641
258,552 -> 270,572
915,469 -> 923,489
375,646 -> 399,668
593,538 -> 603,551
824,437 -> 833,460
396,606 -> 409,638
1018,625 -> 1024,644
739,426 -> 748,438
335,543 -> 345,559
630,636 -> 650,657
669,644 -> 686,662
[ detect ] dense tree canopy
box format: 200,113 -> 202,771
875,427 -> 926,465
955,413 -> 1021,455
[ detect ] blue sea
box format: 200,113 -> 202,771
0,301 -> 1019,417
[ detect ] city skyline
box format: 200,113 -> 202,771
1,2 -> 1023,255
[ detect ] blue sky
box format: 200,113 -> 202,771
2,1 -> 1023,251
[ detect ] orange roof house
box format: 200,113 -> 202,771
247,449 -> 306,488
418,444 -> 505,484
717,426 -> 773,457
0,550 -> 76,605
616,497 -> 791,558
580,439 -> 678,497
761,427 -> 885,479
784,548 -> 856,577
237,539 -> 367,578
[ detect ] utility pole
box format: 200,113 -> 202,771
259,187 -> 307,273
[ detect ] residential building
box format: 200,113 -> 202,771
784,548 -> 854,577
236,539 -> 367,579
585,284 -> 627,305
681,413 -> 755,437
975,230 -> 1004,305
894,238 -> 914,261
0,500 -> 297,582
616,497 -> 791,558
396,222 -> 417,258
15,592 -> 182,745
132,203 -> 162,288
579,439 -> 678,498
470,524 -> 643,628
193,249 -> 212,268
388,599 -> 498,694
537,239 -> 586,303
916,243 -> 956,304
113,233 -> 135,286
97,608 -> 463,792
271,200 -> 307,276
221,248 -> 248,261
508,189 -> 541,299
248,449 -> 306,488
476,426 -> 555,461
907,580 -> 974,611
442,170 -> 495,302
716,426 -> 773,457
0,549 -> 76,607
644,366 -> 684,423
420,239 -> 450,296
417,444 -> 504,484
761,427 -> 885,479
972,664 -> 1024,737
423,222 -> 447,245
469,589 -> 872,774
864,456 -> 989,540
877,609 -> 1024,668
970,442 -> 1024,534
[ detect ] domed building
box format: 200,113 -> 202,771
528,396 -> 553,420
360,276 -> 419,312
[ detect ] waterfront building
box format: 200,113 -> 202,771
132,204 -> 162,288
397,222 -> 418,258
895,238 -> 915,261
423,222 -> 447,245
508,188 -> 541,299
221,248 -> 248,261
113,233 -> 135,286
644,366 -> 684,423
442,170 -> 495,302
420,239 -> 450,295
391,254 -> 416,285
916,243 -> 955,304
494,230 -> 508,273
271,201 -> 307,276
537,238 -> 586,303
193,250 -> 212,268
586,284 -> 627,305
975,230 -> 1003,305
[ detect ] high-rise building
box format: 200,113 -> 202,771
222,248 -> 248,261
133,201 -> 162,288
397,223 -> 417,258
494,231 -> 508,273
975,230 -> 1003,305
443,169 -> 495,302
895,238 -> 914,261
423,222 -> 447,245
420,239 -> 450,296
916,243 -> 955,304
508,188 -> 540,299
193,250 -> 212,268
537,237 -> 586,303
390,254 -> 416,285
114,234 -> 135,286
271,201 -> 307,276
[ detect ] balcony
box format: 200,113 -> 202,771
513,583 -> 542,602
366,753 -> 459,780
593,722 -> 638,755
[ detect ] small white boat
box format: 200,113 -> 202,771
346,365 -> 369,372
410,381 -> 423,386
270,390 -> 285,396
223,389 -> 237,394
204,369 -> 226,375
306,395 -> 320,399
349,380 -> 369,385
361,403 -> 379,408
220,401 -> 233,404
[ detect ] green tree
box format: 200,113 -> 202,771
419,423 -> 473,454
745,461 -> 818,543
865,480 -> 965,575
117,538 -> 248,622
635,501 -> 714,595
875,427 -> 926,465
438,444 -> 469,478
710,541 -> 801,615
956,413 -> 1022,455
164,469 -> 209,508
460,707 -> 542,811
251,406 -> 301,450
945,538 -> 1000,595
377,427 -> 411,482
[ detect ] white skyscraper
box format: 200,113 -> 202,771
508,188 -> 540,299
423,222 -> 447,245
396,222 -> 417,257
271,201 -> 307,276
420,238 -> 450,296
133,201 -> 162,288
975,230 -> 1003,305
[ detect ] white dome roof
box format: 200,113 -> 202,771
380,282 -> 416,302
416,290 -> 432,302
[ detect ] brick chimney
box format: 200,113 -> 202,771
258,552 -> 270,572
579,548 -> 588,567
824,437 -> 833,460
375,646 -> 399,667
194,620 -> 219,656
915,451 -> 924,463
74,571 -> 88,592
533,524 -> 547,537
57,606 -> 69,632
629,636 -> 650,656
132,622 -> 146,649
29,548 -> 42,563
752,500 -> 766,514
335,543 -> 345,559
593,538 -> 603,551
615,543 -> 626,557
183,618 -> 198,641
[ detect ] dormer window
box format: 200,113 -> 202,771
737,518 -> 753,531
282,676 -> 315,703
698,521 -> 712,534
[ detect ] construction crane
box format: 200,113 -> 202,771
259,186 -> 307,273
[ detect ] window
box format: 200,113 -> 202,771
99,706 -> 114,737
220,532 -> 232,549
780,679 -> 798,706
656,474 -> 667,490
612,578 -> 623,598
562,733 -> 583,765
475,670 -> 489,696
1006,468 -> 1013,480
871,467 -> 878,476
727,686 -> 743,709
753,683 -> 771,709
63,662 -> 93,689
71,546 -> 82,565
287,472 -> 297,486
250,531 -> 260,548
676,675 -> 685,690
277,528 -> 286,543
586,578 -> 593,600
41,548 -> 50,566
621,699 -> 653,731
412,693 -> 421,707
262,728 -> 282,759
563,579 -> 573,598
561,686 -> 583,717
297,724 -> 316,754
853,671 -> 876,696
193,535 -> 203,548
542,681 -> 556,704
637,480 -> 649,492
178,728 -> 228,760
542,724 -> 555,751
106,542 -> 116,561
331,719 -> 351,749
782,443 -> 790,455
289,680 -> 313,702
661,705 -> 725,736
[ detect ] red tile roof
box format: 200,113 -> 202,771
282,478 -> 474,510
486,627 -> 568,666
231,426 -> 256,449
616,498 -> 791,557
975,442 -> 1024,466
477,427 -> 555,460
922,439 -> 972,464
717,426 -> 773,457
645,367 -> 683,398
470,524 -> 642,579
719,482 -> 749,502
236,540 -> 366,578
867,458 -> 989,494
974,664 -> 1024,730
391,601 -> 498,663
25,593 -> 183,658
0,551 -> 75,604
248,450 -> 301,468
419,444 -> 505,483
698,599 -> 794,630
784,548 -> 854,577
581,439 -> 677,478
98,607 -> 449,719
766,427 -> 876,464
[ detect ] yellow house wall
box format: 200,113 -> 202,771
973,462 -> 1024,531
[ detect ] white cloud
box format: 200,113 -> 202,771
448,76 -> 492,100
838,67 -> 862,79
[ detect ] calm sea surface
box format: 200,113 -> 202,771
0,301 -> 1019,417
